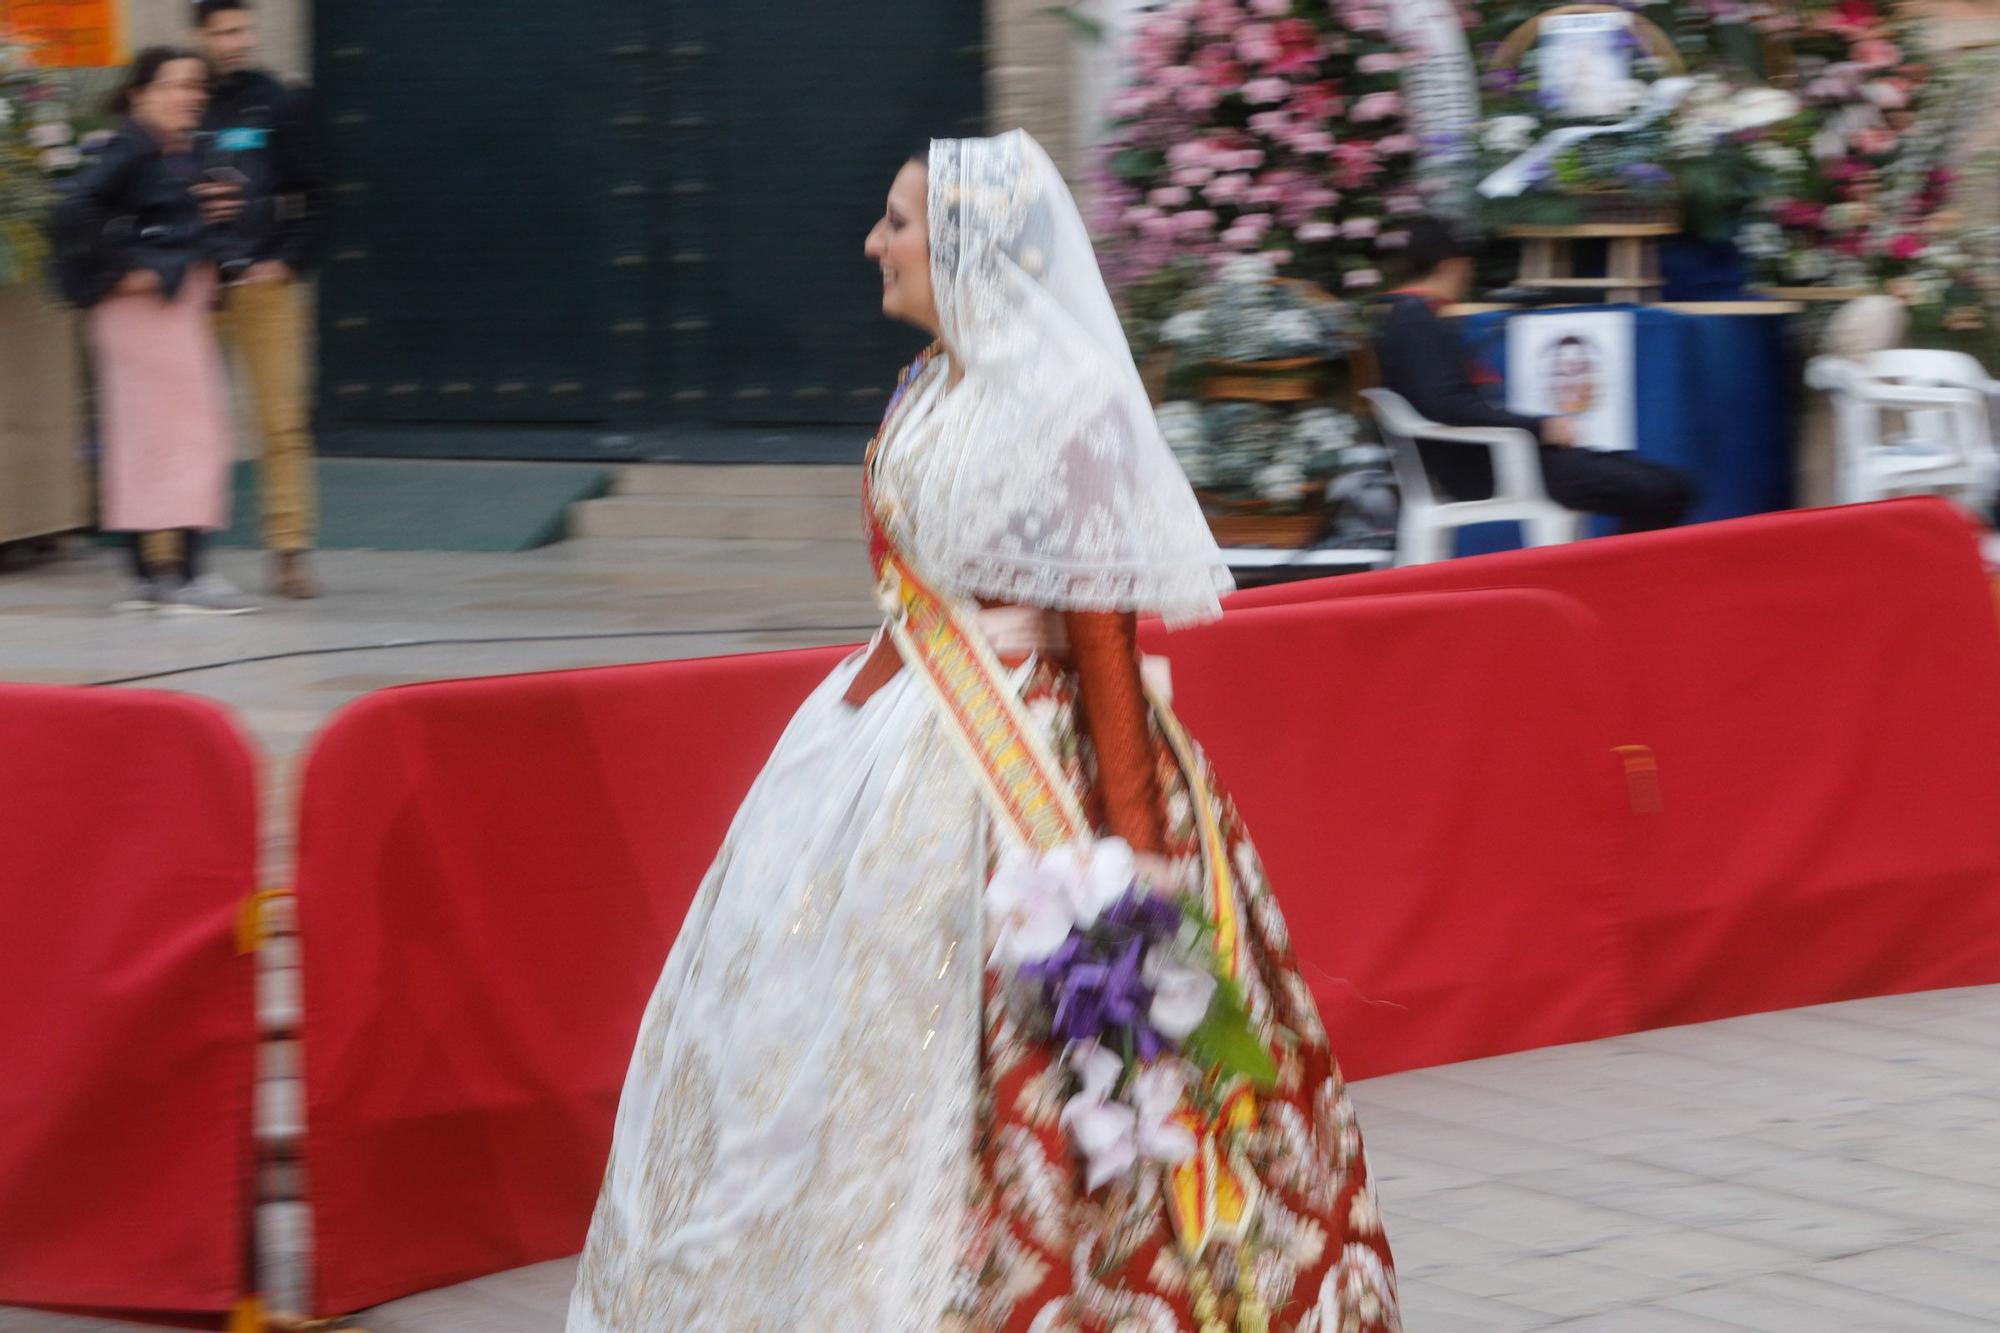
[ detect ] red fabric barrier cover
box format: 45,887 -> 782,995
298,499 -> 2000,1310
0,686 -> 257,1315
1142,590 -> 1645,1079
1226,499 -> 2000,1028
296,645 -> 848,1315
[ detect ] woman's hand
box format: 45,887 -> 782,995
113,268 -> 162,297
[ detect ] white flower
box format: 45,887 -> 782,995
1145,952 -> 1219,1040
0,101 -> 14,128
1155,401 -> 1206,454
1040,837 -> 1137,930
39,147 -> 80,172
1160,308 -> 1209,346
27,120 -> 71,148
987,847 -> 1080,967
1129,1063 -> 1199,1164
1482,114 -> 1539,155
1255,460 -> 1307,503
1725,87 -> 1800,132
1785,249 -> 1835,282
1749,140 -> 1803,175
1060,1048 -> 1197,1190
1060,1046 -> 1137,1189
1736,222 -> 1785,260
1218,254 -> 1277,286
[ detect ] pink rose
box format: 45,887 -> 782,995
1343,216 -> 1381,240
1243,77 -> 1292,105
1171,166 -> 1216,188
1853,128 -> 1896,156
1231,148 -> 1267,171
1375,134 -> 1419,156
1887,233 -> 1925,261
1236,23 -> 1279,65
1248,110 -> 1292,138
1387,192 -> 1424,215
1296,221 -> 1338,241
1150,186 -> 1193,207
1351,91 -> 1404,122
1179,84 -> 1225,113
1175,210 -> 1219,235
1343,268 -> 1383,289
1250,0 -> 1291,13
1853,39 -> 1900,67
1863,79 -> 1909,108
1375,230 -> 1410,250
1775,199 -> 1824,229
1204,174 -> 1252,204
1357,52 -> 1404,74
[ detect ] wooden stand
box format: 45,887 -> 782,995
1505,223 -> 1678,305
0,286 -> 87,546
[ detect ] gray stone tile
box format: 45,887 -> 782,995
1662,1272 -> 2000,1332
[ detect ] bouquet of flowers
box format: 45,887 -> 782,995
1092,0 -> 1429,347
0,33 -> 79,287
1739,25 -> 1982,295
1468,0 -> 1805,237
987,838 -> 1274,1190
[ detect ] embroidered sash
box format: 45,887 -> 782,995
864,350 -> 1261,1254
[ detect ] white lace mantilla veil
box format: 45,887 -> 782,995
900,130 -> 1234,627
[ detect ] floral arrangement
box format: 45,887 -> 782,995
0,33 -> 79,287
1737,25 -> 1986,299
1091,0 -> 1431,345
1467,0 -> 1812,237
987,837 -> 1274,1188
1148,257 -> 1384,532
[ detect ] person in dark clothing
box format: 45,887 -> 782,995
52,48 -> 259,614
182,0 -> 326,598
1373,220 -> 1696,535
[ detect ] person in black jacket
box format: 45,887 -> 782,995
1374,220 -> 1695,535
189,0 -> 326,598
53,47 -> 259,614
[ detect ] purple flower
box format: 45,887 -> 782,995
1103,887 -> 1184,941
1619,162 -> 1673,188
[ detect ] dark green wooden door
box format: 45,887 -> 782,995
315,1 -> 985,450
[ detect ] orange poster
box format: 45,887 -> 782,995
2,0 -> 120,68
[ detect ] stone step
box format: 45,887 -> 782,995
568,494 -> 863,542
612,464 -> 860,500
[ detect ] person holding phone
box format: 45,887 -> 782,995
52,47 -> 259,614
192,0 -> 326,599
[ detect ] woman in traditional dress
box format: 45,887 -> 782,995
567,131 -> 1400,1333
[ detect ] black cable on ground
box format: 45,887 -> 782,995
84,624 -> 878,688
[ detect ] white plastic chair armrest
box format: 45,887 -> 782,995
1409,424 -> 1547,498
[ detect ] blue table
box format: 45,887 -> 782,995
1451,303 -> 1795,555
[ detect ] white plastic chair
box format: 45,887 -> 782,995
1805,352 -> 2000,512
1362,387 -> 1586,566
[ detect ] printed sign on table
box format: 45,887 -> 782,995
1505,309 -> 1636,452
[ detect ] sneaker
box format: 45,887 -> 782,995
112,579 -> 167,613
162,573 -> 261,616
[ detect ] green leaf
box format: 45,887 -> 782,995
1181,978 -> 1278,1091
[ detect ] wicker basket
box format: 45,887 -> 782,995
1199,355 -> 1331,402
1196,484 -> 1328,549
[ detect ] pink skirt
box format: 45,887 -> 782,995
89,264 -> 233,532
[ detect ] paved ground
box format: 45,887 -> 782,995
6,986 -> 1999,1330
